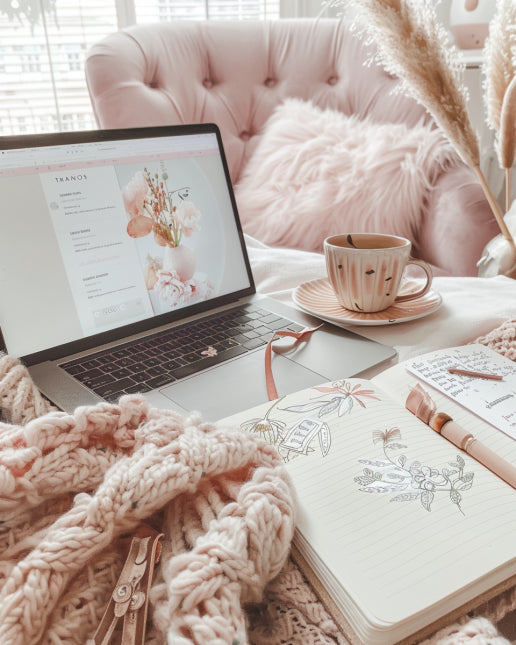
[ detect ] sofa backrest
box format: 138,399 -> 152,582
85,19 -> 432,183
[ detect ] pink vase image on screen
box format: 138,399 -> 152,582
162,244 -> 196,281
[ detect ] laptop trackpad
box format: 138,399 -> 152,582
159,351 -> 326,420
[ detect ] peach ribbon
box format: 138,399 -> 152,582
405,383 -> 438,425
265,326 -> 322,400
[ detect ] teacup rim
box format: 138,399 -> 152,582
324,233 -> 410,251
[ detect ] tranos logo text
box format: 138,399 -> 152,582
54,174 -> 87,183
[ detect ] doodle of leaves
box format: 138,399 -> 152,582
282,400 -> 335,415
390,492 -> 421,503
409,461 -> 422,475
355,467 -> 383,486
309,396 -> 357,417
359,459 -> 393,468
417,475 -> 438,492
359,481 -> 409,494
384,442 -> 408,451
383,472 -> 409,483
412,473 -> 437,491
283,395 -> 354,417
318,422 -> 331,457
398,455 -> 407,468
337,396 -> 354,416
442,466 -> 459,478
420,489 -> 434,512
354,475 -> 377,486
455,472 -> 474,491
450,489 -> 462,507
421,465 -> 440,480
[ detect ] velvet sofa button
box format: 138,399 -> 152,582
327,76 -> 338,85
240,131 -> 251,141
203,79 -> 213,89
264,77 -> 276,88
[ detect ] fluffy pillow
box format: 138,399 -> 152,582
234,99 -> 461,255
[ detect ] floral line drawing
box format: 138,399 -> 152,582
239,398 -> 331,462
240,398 -> 287,446
355,428 -> 474,515
281,381 -> 380,417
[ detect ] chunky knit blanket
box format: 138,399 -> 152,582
1,318 -> 516,645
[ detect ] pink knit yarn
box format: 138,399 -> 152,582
0,354 -> 55,425
0,356 -> 296,644
422,617 -> 511,644
1,325 -> 516,645
475,319 -> 516,362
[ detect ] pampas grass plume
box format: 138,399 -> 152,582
350,0 -> 479,168
483,1 -> 516,211
350,0 -> 514,244
484,0 -> 516,138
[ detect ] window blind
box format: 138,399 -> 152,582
135,0 -> 279,22
0,0 -> 280,136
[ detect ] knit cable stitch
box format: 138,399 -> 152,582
0,355 -> 296,644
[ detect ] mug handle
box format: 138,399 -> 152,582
394,259 -> 433,303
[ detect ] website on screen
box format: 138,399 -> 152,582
0,133 -> 250,357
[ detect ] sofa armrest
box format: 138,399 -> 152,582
416,166 -> 499,276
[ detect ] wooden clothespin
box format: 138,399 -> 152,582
87,526 -> 163,645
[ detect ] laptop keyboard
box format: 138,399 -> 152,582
60,304 -> 304,403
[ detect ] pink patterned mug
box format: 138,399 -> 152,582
324,233 -> 433,313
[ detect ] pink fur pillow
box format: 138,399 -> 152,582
234,99 -> 461,254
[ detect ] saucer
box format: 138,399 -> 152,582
292,278 -> 442,326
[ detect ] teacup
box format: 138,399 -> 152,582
324,233 -> 433,313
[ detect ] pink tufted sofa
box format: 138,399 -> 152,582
85,19 -> 498,276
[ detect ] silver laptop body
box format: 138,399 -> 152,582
0,124 -> 396,419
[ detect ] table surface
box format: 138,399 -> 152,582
245,235 -> 516,367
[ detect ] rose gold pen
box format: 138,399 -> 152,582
406,384 -> 516,490
448,367 -> 503,381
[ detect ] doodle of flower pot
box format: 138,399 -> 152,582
162,245 -> 196,282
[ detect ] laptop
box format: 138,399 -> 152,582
0,123 -> 396,419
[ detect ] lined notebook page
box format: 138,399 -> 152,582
220,377 -> 516,639
403,344 -> 516,439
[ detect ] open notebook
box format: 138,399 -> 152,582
220,343 -> 516,644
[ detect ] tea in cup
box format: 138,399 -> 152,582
324,233 -> 433,313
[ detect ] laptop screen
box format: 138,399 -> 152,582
0,125 -> 254,362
